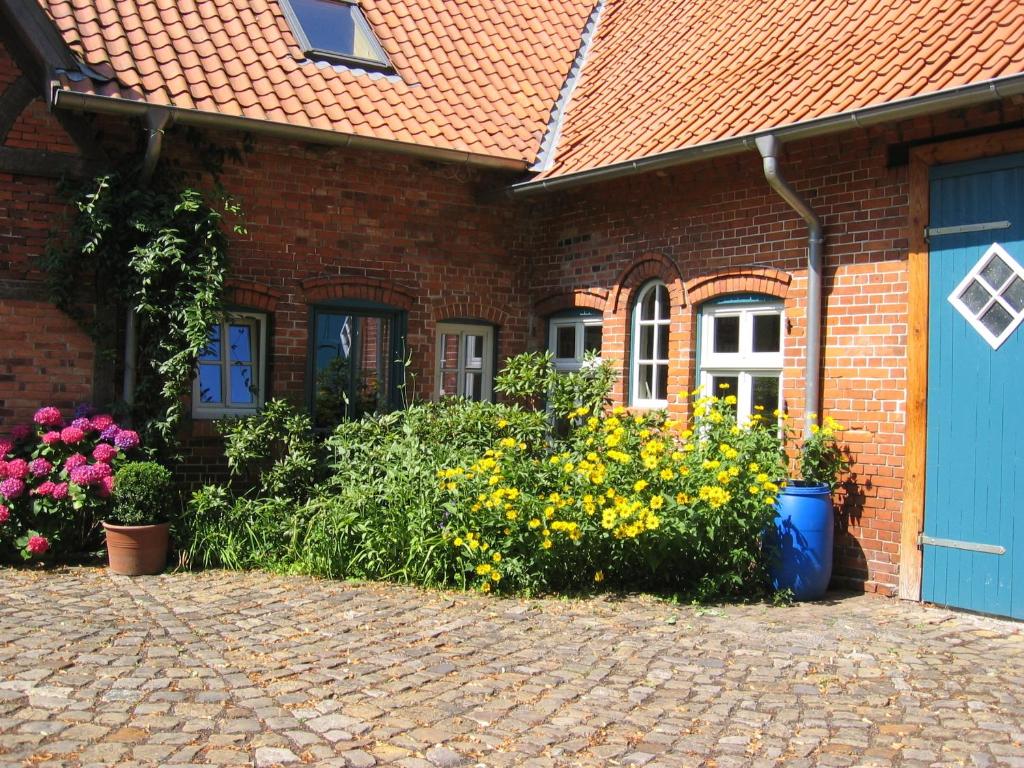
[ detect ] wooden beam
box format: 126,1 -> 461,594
900,125 -> 1024,601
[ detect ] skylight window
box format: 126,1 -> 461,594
281,0 -> 390,69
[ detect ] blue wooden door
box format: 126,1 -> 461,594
924,154 -> 1024,619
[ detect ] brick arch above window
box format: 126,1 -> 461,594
686,267 -> 791,306
224,279 -> 283,313
533,288 -> 609,317
301,276 -> 415,310
610,252 -> 685,314
431,299 -> 512,327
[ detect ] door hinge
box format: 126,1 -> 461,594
924,220 -> 1011,243
918,533 -> 1006,555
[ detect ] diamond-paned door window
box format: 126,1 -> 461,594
948,243 -> 1024,349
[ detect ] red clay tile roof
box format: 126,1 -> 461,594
540,0 -> 1024,178
40,0 -> 594,164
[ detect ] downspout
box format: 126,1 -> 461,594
123,107 -> 173,412
754,134 -> 822,436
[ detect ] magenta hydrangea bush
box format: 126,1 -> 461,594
0,406 -> 141,561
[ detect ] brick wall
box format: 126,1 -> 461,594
514,98 -> 1024,595
0,37 -> 95,425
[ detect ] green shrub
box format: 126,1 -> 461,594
109,461 -> 174,526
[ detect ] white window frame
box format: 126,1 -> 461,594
435,322 -> 495,401
192,312 -> 268,419
630,281 -> 672,409
699,300 -> 784,423
549,313 -> 603,373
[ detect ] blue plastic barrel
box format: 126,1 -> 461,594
768,483 -> 834,601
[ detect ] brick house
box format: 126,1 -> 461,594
2,0 -> 1024,615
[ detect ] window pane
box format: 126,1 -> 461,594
556,325 -> 576,358
639,324 -> 654,359
289,0 -> 386,63
465,371 -> 483,401
228,324 -> 253,363
656,284 -> 670,320
583,324 -> 602,355
712,375 -> 738,395
200,324 -> 221,361
640,286 -> 657,320
655,363 -> 668,401
752,314 -> 781,353
981,254 -> 1013,289
751,376 -> 780,414
657,326 -> 669,361
1002,276 -> 1024,313
960,280 -> 991,315
230,365 -> 256,405
980,303 -> 1013,337
198,364 -> 222,404
713,316 -> 740,353
440,370 -> 458,397
639,363 -> 654,400
314,312 -> 393,427
440,333 -> 459,369
464,334 -> 484,369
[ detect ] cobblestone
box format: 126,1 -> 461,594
1,567 -> 1023,766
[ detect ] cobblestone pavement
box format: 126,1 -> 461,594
2,569 -> 1024,768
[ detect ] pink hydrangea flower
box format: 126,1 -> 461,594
33,481 -> 55,497
41,431 -> 62,446
60,426 -> 85,445
0,462 -> 7,480
0,505 -> 9,524
64,453 -> 88,471
4,459 -> 28,480
69,464 -> 99,486
98,475 -> 115,498
28,458 -> 52,476
0,478 -> 26,499
33,407 -> 63,428
92,443 -> 118,463
70,417 -> 92,432
90,414 -> 114,431
26,535 -> 49,555
91,462 -> 112,480
0,439 -> 12,457
114,430 -> 140,450
10,425 -> 31,441
50,482 -> 69,501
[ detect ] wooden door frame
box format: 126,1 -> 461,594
900,127 -> 1024,601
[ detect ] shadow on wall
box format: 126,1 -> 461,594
832,470 -> 870,591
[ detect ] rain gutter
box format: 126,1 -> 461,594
508,73 -> 1024,195
755,134 -> 822,436
51,89 -> 529,172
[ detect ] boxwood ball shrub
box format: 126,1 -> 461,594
109,462 -> 174,526
182,352 -> 821,600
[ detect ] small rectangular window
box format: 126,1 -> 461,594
436,323 -> 495,401
192,313 -> 267,419
549,314 -> 603,373
280,0 -> 390,68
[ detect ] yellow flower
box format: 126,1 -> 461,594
550,455 -> 561,464
500,437 -> 516,448
453,537 -> 464,547
476,563 -> 492,575
765,496 -> 776,505
491,571 -> 501,582
724,395 -> 737,405
528,518 -> 541,529
492,552 -> 502,563
505,510 -> 518,521
633,479 -> 648,492
675,492 -> 690,504
660,468 -> 674,480
649,495 -> 664,510
497,419 -> 508,427
541,539 -> 553,550
488,475 -> 500,486
718,381 -> 731,390
544,506 -> 555,519
481,581 -> 491,593
594,570 -> 604,583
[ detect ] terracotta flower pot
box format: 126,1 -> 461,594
102,521 -> 170,576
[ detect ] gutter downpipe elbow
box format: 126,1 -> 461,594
125,107 -> 174,414
754,134 -> 823,437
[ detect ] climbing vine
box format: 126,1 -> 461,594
45,162 -> 245,457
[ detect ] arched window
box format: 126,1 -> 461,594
699,296 -> 784,422
630,280 -> 671,408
